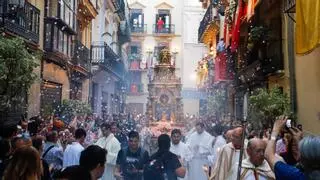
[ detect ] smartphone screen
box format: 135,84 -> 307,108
286,119 -> 292,128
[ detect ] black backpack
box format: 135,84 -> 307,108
143,154 -> 167,180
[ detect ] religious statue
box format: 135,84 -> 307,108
159,48 -> 171,64
170,112 -> 176,122
161,111 -> 167,121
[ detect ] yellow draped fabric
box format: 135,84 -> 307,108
296,0 -> 320,54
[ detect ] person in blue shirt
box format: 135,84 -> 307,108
265,116 -> 320,180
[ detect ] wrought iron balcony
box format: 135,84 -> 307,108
72,40 -> 90,71
198,3 -> 214,42
284,0 -> 296,13
111,0 -> 125,20
153,24 -> 175,34
131,24 -> 147,34
91,42 -> 118,64
0,1 -> 40,44
91,41 -> 125,78
262,40 -> 284,75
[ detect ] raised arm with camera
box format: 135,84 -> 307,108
288,127 -> 303,162
265,116 -> 305,180
265,115 -> 287,170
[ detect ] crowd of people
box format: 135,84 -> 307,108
0,113 -> 320,180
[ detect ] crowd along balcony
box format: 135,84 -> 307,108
131,24 -> 147,34
153,24 -> 175,35
0,0 -> 40,44
72,40 -> 91,72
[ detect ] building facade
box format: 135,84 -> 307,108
1,0 -> 131,121
126,0 -> 184,116
39,0 -> 98,117
90,0 -> 130,118
197,0 -> 290,121
126,0 -> 207,116
182,0 -> 208,116
283,0 -> 320,135
1,0 -> 43,123
197,0 -> 320,135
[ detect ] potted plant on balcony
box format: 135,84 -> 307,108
247,26 -> 270,52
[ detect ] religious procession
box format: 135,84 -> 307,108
1,0 -> 320,180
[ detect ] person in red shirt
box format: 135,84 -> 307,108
157,17 -> 164,32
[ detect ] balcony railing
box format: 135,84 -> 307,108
111,0 -> 125,20
153,24 -> 175,34
198,3 -> 215,42
0,1 -> 40,44
91,42 -> 119,64
262,40 -> 284,75
91,41 -> 125,78
284,0 -> 296,13
131,24 -> 147,34
73,40 -> 90,71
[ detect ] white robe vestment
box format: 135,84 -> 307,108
240,158 -> 275,180
170,142 -> 193,180
208,135 -> 226,166
95,133 -> 121,180
210,142 -> 248,180
186,131 -> 214,180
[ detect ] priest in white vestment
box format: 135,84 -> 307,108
170,129 -> 193,180
240,138 -> 275,180
207,133 -> 226,166
140,126 -> 152,154
95,123 -> 121,180
210,127 -> 248,180
186,122 -> 214,180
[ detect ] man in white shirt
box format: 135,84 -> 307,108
170,129 -> 193,180
63,128 -> 86,168
95,123 -> 121,180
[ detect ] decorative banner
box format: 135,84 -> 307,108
231,0 -> 244,52
246,0 -> 260,21
296,0 -> 320,54
214,52 -> 227,82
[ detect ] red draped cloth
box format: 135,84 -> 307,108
130,60 -> 139,70
131,84 -> 138,93
214,52 -> 227,82
231,0 -> 244,52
